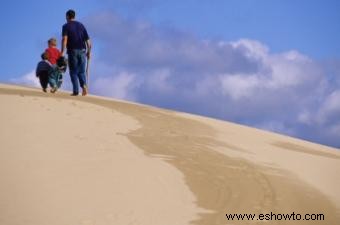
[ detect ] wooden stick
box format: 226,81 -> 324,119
86,57 -> 90,90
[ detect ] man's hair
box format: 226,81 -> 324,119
66,9 -> 76,19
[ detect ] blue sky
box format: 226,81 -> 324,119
147,0 -> 340,58
1,0 -> 339,78
1,0 -> 340,148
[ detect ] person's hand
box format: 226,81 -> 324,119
86,51 -> 91,59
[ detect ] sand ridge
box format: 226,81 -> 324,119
1,84 -> 339,225
0,90 -> 200,225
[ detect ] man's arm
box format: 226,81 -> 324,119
61,35 -> 68,56
86,39 -> 92,59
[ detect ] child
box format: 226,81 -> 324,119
43,38 -> 67,93
45,38 -> 61,65
36,52 -> 52,92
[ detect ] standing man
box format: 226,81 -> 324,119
61,9 -> 91,96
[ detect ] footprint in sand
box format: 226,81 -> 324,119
79,219 -> 95,225
75,135 -> 87,140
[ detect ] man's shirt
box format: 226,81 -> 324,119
62,20 -> 89,51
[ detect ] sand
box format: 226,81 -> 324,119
0,84 -> 339,225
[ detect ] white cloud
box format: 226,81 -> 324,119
297,90 -> 340,127
269,51 -> 323,89
297,111 -> 313,125
220,74 -> 262,100
145,69 -> 173,93
10,71 -> 40,87
230,39 -> 269,60
92,71 -> 137,100
82,11 -> 340,147
316,90 -> 340,125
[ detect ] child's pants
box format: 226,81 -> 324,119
38,73 -> 49,89
49,68 -> 63,88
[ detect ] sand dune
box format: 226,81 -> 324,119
0,84 -> 339,225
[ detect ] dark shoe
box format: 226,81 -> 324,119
70,93 -> 79,96
82,86 -> 88,96
43,88 -> 47,92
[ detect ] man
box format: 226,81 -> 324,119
61,9 -> 91,96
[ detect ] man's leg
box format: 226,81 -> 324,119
77,50 -> 88,96
68,51 -> 80,95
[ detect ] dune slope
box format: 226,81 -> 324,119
0,84 -> 339,225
